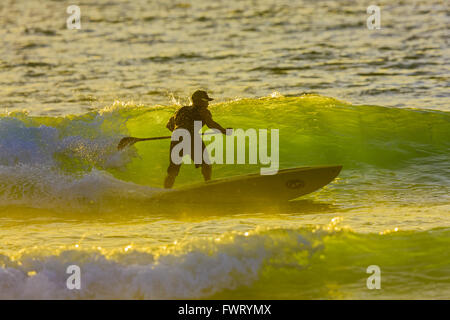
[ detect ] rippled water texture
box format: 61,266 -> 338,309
1,95 -> 449,299
0,0 -> 449,114
0,0 -> 449,299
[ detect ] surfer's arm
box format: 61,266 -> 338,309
200,109 -> 227,134
206,119 -> 227,134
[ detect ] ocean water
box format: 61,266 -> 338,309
0,0 -> 448,114
0,0 -> 449,299
1,95 -> 449,299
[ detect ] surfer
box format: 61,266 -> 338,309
164,90 -> 230,189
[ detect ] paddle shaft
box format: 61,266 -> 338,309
136,135 -> 171,142
136,131 -> 216,142
117,131 -> 221,150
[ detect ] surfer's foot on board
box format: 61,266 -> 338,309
163,165 -> 212,189
164,174 -> 176,189
202,165 -> 212,182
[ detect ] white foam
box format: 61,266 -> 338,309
0,229 -> 314,299
0,111 -> 154,210
0,164 -> 158,211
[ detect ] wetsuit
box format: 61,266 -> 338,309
165,105 -> 218,183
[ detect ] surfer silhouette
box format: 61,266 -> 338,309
164,90 -> 230,189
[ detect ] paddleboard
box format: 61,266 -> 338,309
152,165 -> 342,204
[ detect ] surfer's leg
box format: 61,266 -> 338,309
165,141 -> 181,188
164,171 -> 178,188
201,141 -> 212,181
188,138 -> 211,181
201,164 -> 212,181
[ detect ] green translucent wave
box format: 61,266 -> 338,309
1,95 -> 448,188
111,95 -> 450,186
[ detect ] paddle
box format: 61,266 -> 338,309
117,132 -> 217,150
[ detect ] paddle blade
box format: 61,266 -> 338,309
117,137 -> 141,150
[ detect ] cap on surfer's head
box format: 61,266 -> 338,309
192,90 -> 214,104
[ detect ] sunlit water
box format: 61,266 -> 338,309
0,0 -> 449,299
0,0 -> 448,114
